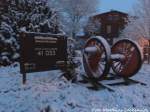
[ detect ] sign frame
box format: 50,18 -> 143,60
19,32 -> 68,84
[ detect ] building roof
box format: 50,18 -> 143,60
93,10 -> 128,18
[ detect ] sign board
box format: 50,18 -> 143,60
20,32 -> 67,74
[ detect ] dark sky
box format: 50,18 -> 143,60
99,0 -> 137,13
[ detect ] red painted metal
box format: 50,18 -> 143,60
111,39 -> 143,77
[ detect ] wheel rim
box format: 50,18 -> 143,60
111,39 -> 143,77
83,37 -> 110,79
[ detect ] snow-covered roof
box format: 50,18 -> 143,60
92,10 -> 128,18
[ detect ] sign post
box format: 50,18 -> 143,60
22,73 -> 26,84
20,32 -> 67,84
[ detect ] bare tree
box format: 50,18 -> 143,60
121,0 -> 150,42
84,17 -> 101,36
57,0 -> 100,38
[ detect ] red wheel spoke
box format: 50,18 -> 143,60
116,64 -> 123,72
99,60 -> 105,65
97,66 -> 103,75
125,43 -> 132,51
114,62 -> 121,70
111,39 -> 142,77
99,64 -> 104,72
121,42 -> 126,52
118,65 -> 123,72
97,43 -> 104,54
126,47 -> 135,57
123,42 -> 130,53
83,37 -> 110,79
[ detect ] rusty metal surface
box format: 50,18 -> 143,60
111,39 -> 143,78
83,36 -> 110,80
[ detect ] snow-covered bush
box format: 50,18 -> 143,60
0,0 -> 62,66
0,20 -> 20,66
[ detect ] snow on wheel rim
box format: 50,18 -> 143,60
111,38 -> 143,78
83,36 -> 111,80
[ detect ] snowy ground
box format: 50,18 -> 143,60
0,63 -> 150,112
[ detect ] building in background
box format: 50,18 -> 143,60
84,10 -> 128,45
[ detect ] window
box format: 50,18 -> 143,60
108,15 -> 113,21
113,15 -> 119,21
108,14 -> 119,21
106,25 -> 111,34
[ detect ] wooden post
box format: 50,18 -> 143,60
148,40 -> 150,64
22,73 -> 26,84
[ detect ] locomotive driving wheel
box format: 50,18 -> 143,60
83,36 -> 111,80
111,39 -> 143,78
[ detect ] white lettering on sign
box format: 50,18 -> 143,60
35,48 -> 58,56
34,36 -> 57,44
